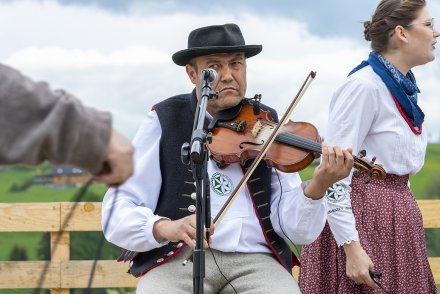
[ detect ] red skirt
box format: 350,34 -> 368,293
299,174 -> 436,293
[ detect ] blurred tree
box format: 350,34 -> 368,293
35,161 -> 52,176
37,233 -> 50,260
9,245 -> 28,261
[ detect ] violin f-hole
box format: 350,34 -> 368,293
239,141 -> 265,149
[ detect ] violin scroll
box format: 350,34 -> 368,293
352,150 -> 386,184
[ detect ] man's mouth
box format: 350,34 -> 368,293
218,87 -> 237,92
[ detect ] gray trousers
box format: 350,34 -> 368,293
137,247 -> 300,294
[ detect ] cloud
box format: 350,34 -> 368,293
1,0 -> 439,141
6,47 -> 170,69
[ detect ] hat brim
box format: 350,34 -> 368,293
172,45 -> 262,66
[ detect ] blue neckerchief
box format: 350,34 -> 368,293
349,51 -> 424,127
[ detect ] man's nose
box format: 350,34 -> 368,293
219,66 -> 234,82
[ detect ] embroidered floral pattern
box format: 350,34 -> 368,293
325,182 -> 347,203
210,172 -> 233,196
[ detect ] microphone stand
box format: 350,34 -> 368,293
181,69 -> 218,294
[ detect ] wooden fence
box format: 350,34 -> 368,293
0,200 -> 439,292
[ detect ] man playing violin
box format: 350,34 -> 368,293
102,23 -> 354,293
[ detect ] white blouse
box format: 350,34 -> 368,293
102,109 -> 327,253
325,65 -> 428,246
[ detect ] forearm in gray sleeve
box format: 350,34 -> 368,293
0,63 -> 112,173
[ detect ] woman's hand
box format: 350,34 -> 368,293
304,143 -> 353,199
343,241 -> 377,288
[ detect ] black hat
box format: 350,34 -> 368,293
172,23 -> 262,66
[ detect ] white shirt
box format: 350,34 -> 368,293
325,65 -> 428,246
102,108 -> 327,253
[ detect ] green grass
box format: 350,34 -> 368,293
0,232 -> 44,261
0,165 -> 108,202
298,163 -> 316,181
0,290 -> 48,294
4,183 -> 107,202
0,167 -> 34,192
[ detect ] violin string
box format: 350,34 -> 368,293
276,132 -> 369,169
276,132 -> 321,153
277,133 -> 320,151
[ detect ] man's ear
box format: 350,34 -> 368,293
186,64 -> 197,85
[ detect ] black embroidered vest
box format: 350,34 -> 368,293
117,91 -> 299,277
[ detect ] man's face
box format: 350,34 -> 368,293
186,52 -> 247,116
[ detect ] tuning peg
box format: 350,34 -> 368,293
358,150 -> 367,158
370,156 -> 376,165
353,170 -> 361,178
364,177 -> 371,184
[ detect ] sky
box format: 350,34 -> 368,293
1,0 -> 439,141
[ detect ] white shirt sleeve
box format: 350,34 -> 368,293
325,74 -> 378,246
325,180 -> 359,246
101,110 -> 169,252
270,170 -> 327,245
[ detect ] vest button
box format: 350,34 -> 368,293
188,205 -> 196,212
191,192 -> 196,200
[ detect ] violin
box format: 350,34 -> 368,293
207,99 -> 387,182
206,71 -> 386,227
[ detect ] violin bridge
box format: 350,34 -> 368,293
252,120 -> 263,138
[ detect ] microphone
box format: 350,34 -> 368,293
201,68 -> 218,84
